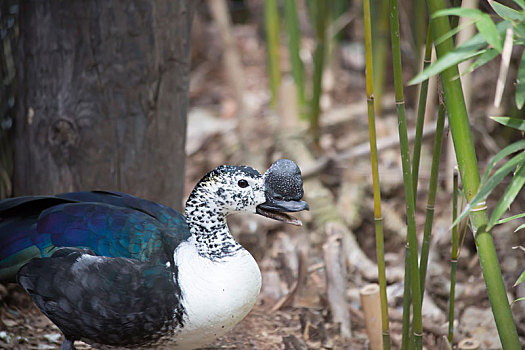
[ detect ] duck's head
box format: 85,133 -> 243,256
187,160 -> 308,225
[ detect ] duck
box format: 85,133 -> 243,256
0,159 -> 308,349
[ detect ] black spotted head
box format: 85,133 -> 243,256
186,161 -> 309,227
187,165 -> 266,215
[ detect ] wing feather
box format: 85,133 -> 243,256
17,248 -> 184,347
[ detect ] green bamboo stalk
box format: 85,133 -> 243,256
407,28 -> 433,350
412,0 -> 428,63
427,0 -> 521,347
264,0 -> 281,108
450,0 -> 463,36
412,27 -> 433,201
371,0 -> 389,115
389,0 -> 423,347
419,102 -> 446,293
363,0 -> 391,347
402,20 -> 433,350
448,167 -> 459,345
283,0 -> 305,113
310,0 -> 331,143
332,0 -> 347,42
400,244 -> 411,350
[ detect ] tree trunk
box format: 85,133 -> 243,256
15,0 -> 193,211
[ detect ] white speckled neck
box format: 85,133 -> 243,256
184,196 -> 242,260
183,166 -> 265,260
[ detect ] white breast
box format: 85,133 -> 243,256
171,238 -> 262,350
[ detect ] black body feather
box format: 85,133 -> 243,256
18,248 -> 184,348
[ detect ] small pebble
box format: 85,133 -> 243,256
0,284 -> 8,299
0,331 -> 11,343
43,333 -> 62,344
1,319 -> 17,327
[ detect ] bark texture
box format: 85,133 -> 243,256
15,0 -> 193,210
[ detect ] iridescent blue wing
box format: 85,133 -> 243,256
0,191 -> 190,282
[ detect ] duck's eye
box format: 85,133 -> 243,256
238,179 -> 249,188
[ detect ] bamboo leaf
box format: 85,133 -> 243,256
475,14 -> 503,52
515,223 -> 525,232
517,39 -> 525,47
462,48 -> 499,75
488,164 -> 525,229
434,21 -> 474,46
410,46 -> 485,85
491,1 -> 524,21
490,116 -> 525,131
410,21 -> 510,85
515,269 -> 525,286
514,0 -> 525,10
453,151 -> 525,228
515,23 -> 525,39
517,51 -> 525,109
481,139 -> 525,185
432,7 -> 483,19
497,212 -> 525,224
511,297 -> 525,305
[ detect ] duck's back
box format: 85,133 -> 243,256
0,191 -> 190,282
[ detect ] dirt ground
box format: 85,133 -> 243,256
2,3 -> 525,350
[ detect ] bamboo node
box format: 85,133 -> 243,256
471,201 -> 487,212
458,338 -> 480,350
360,284 -> 379,295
